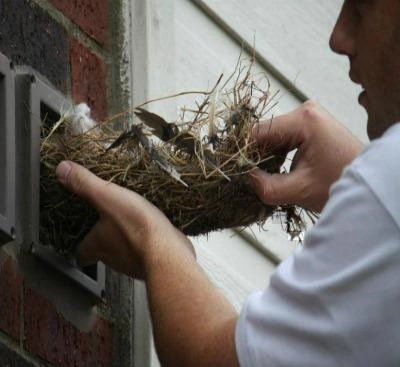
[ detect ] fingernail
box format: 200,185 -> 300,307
56,161 -> 72,181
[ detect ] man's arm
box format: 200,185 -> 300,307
55,100 -> 359,366
251,101 -> 363,212
146,239 -> 238,367
56,161 -> 239,367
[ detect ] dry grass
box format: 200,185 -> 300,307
40,61 -> 311,255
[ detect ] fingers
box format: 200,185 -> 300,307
56,160 -> 100,199
56,161 -> 113,213
253,101 -> 331,151
249,168 -> 307,207
253,110 -> 305,152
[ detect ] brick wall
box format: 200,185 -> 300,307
0,0 -> 133,366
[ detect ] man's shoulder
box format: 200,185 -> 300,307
350,122 -> 400,226
357,122 -> 400,168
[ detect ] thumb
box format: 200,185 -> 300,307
249,168 -> 307,207
56,161 -> 107,211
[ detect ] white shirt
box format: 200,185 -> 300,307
236,123 -> 400,367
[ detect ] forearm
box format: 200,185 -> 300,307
145,237 -> 239,367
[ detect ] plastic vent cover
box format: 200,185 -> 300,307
15,73 -> 105,298
0,53 -> 16,245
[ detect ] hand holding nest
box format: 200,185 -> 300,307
250,101 -> 364,212
56,160 -> 239,367
56,160 -> 195,279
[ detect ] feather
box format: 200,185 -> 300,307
106,129 -> 134,151
135,108 -> 197,155
134,107 -> 178,141
203,150 -> 231,181
207,90 -> 219,148
130,125 -> 188,187
152,150 -> 188,187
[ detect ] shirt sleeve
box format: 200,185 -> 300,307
235,164 -> 400,367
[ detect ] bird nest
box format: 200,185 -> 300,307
40,63 -> 309,255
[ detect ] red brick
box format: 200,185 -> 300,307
0,0 -> 70,93
0,255 -> 22,341
70,39 -> 108,121
49,0 -> 107,45
24,288 -> 112,367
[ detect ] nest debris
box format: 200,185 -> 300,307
40,62 -> 313,255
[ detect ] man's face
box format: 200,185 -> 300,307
330,0 -> 400,139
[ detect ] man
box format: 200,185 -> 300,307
56,0 -> 400,365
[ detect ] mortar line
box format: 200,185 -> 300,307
31,0 -> 112,64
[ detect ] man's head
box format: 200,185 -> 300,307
330,0 -> 400,139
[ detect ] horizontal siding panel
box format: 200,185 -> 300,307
190,0 -> 368,141
175,0 -> 300,115
193,230 -> 277,298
